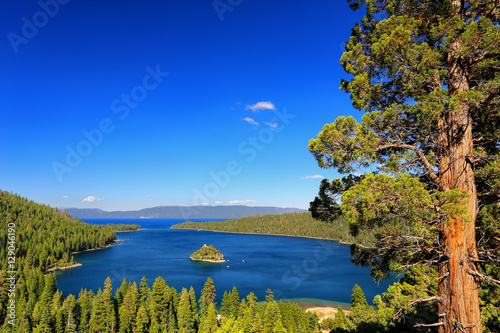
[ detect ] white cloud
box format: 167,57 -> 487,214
245,101 -> 275,112
242,117 -> 259,126
264,121 -> 278,128
81,196 -> 104,203
228,200 -> 256,204
300,175 -> 325,179
61,195 -> 68,199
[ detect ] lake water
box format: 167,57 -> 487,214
56,218 -> 395,307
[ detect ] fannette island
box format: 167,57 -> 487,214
190,244 -> 225,263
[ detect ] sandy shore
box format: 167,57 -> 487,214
306,307 -> 351,321
46,262 -> 82,273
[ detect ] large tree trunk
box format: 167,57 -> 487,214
437,3 -> 481,330
438,115 -> 481,333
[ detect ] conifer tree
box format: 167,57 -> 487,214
230,286 -> 240,319
115,278 -> 129,308
178,288 -> 195,333
199,302 -> 218,333
188,286 -> 197,317
220,290 -> 231,318
138,276 -> 150,305
308,0 -> 500,331
149,276 -> 170,328
90,289 -> 107,333
103,277 -> 116,332
251,312 -> 265,333
263,300 -> 282,333
331,305 -> 353,332
65,311 -> 77,333
198,278 -> 216,319
135,305 -> 150,333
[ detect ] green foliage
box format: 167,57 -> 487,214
189,244 -> 224,262
310,175 -> 364,223
172,212 -> 378,247
373,265 -> 438,331
198,277 -> 216,320
0,190 -> 118,272
308,0 -> 500,330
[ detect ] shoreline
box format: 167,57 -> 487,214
70,238 -> 121,256
50,238 -> 124,274
171,226 -> 356,245
46,262 -> 82,273
189,257 -> 226,263
305,306 -> 351,322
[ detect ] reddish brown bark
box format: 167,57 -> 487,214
437,4 -> 481,330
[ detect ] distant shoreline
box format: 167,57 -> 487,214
171,227 -> 353,245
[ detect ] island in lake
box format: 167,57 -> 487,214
190,244 -> 225,263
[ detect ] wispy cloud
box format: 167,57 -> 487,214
300,175 -> 325,179
264,121 -> 278,128
61,195 -> 68,199
228,200 -> 256,204
242,117 -> 259,126
81,196 -> 104,203
245,101 -> 275,112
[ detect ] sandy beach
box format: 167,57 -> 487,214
305,306 -> 351,321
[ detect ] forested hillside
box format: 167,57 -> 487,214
0,191 -> 318,332
171,212 -> 380,247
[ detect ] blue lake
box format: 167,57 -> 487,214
56,218 -> 394,307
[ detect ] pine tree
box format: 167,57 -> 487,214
40,273 -> 56,306
178,288 -> 195,333
230,286 -> 240,319
188,286 -> 197,317
90,289 -> 107,333
350,285 -> 376,328
220,290 -> 231,318
251,312 -> 265,333
78,289 -> 94,332
149,276 -> 170,328
263,300 -> 282,333
103,277 -> 116,332
198,278 -> 216,319
331,305 -> 353,332
115,278 -> 129,308
308,1 -> 500,331
351,284 -> 367,308
138,276 -> 150,305
65,311 -> 77,333
135,305 -> 150,333
199,302 -> 218,333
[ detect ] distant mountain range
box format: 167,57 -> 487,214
60,205 -> 307,220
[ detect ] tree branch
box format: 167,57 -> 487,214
467,268 -> 500,285
376,143 -> 445,189
414,321 -> 444,328
408,295 -> 444,306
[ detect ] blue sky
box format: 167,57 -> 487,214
1,0 -> 364,211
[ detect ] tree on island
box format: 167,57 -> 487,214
190,244 -> 225,262
309,1 -> 500,332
